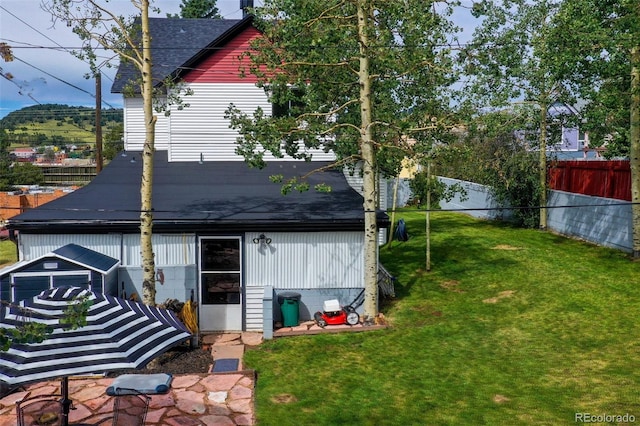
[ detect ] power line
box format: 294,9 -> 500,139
0,6 -> 65,51
0,65 -> 42,105
2,41 -> 470,51
0,4 -> 117,109
12,56 -> 117,109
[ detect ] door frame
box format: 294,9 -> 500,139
197,236 -> 244,332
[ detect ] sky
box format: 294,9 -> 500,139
0,0 -> 252,119
0,0 -> 476,120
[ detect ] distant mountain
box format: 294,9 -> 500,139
0,104 -> 123,147
0,104 -> 123,128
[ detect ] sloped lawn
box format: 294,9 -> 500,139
244,211 -> 640,425
0,240 -> 17,268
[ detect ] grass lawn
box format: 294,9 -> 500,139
0,240 -> 17,268
8,119 -> 119,148
244,211 -> 640,425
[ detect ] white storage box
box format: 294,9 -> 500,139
323,299 -> 341,312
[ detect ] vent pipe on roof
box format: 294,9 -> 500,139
241,0 -> 254,18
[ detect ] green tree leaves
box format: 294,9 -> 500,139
167,0 -> 221,19
0,128 -> 45,190
0,323 -> 53,351
227,0 -> 459,318
0,296 -> 91,352
228,0 -> 459,176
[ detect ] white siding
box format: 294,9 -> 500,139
18,233 -> 196,266
245,285 -> 264,331
343,164 -> 389,244
167,83 -> 336,162
379,176 -> 389,211
122,83 -> 340,163
122,233 -> 196,266
123,96 -> 170,151
18,234 -> 122,261
244,231 -> 364,290
167,83 -> 256,161
343,162 -> 389,210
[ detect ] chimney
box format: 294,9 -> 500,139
241,0 -> 254,18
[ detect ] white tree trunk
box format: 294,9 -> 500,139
630,45 -> 640,257
539,101 -> 548,231
357,0 -> 378,322
140,0 -> 157,305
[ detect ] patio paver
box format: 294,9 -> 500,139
0,371 -> 255,425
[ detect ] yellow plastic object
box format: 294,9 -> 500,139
180,300 -> 199,334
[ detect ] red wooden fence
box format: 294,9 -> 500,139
548,160 -> 631,201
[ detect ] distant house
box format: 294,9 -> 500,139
513,102 -> 595,159
548,102 -> 591,157
12,148 -> 36,162
5,11 -> 389,336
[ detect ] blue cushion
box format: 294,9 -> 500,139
106,373 -> 173,396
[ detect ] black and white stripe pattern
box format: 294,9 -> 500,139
0,287 -> 192,386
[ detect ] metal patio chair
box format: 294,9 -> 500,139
16,394 -> 64,426
91,388 -> 151,426
112,390 -> 150,426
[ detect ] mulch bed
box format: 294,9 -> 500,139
107,344 -> 214,377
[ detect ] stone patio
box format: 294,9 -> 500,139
0,332 -> 263,426
0,371 -> 255,426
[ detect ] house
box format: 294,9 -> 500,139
5,11 -> 389,336
547,102 -> 592,158
509,102 -> 595,160
11,148 -> 36,162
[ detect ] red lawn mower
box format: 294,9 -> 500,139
313,289 -> 365,327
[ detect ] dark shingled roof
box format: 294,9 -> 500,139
52,244 -> 120,273
8,151 -> 388,233
111,17 -> 252,93
0,244 -> 118,277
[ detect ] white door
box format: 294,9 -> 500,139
198,237 -> 243,331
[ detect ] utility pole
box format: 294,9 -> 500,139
95,72 -> 103,173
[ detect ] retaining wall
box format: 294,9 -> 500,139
438,177 -> 632,253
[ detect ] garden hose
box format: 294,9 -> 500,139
180,300 -> 199,334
